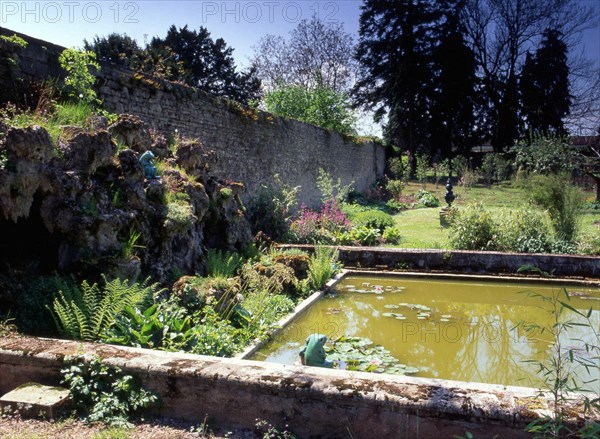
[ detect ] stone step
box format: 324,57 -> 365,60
0,383 -> 71,419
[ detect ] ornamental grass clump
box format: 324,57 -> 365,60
308,246 -> 339,290
528,174 -> 582,242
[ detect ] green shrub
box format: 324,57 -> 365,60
338,226 -> 381,246
385,199 -> 408,213
416,189 -> 440,208
308,246 -> 339,290
0,34 -> 27,48
382,226 -> 402,245
316,168 -> 354,204
449,204 -> 499,251
206,249 -> 243,278
352,210 -> 395,231
103,298 -> 240,357
481,153 -> 511,186
165,202 -> 194,231
192,307 -> 240,356
48,276 -> 160,341
512,135 -> 576,175
388,155 -> 409,181
551,239 -> 578,255
247,176 -> 299,240
62,354 -> 159,427
102,299 -> 195,350
386,179 -> 405,201
497,209 -> 552,253
577,232 -> 600,255
528,174 -> 582,241
58,48 -> 100,104
240,293 -> 296,343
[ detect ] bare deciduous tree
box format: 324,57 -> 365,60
252,16 -> 357,92
463,0 -> 599,147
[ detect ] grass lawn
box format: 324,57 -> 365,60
392,181 -> 599,250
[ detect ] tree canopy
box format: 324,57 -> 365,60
354,0 -> 597,157
84,26 -> 261,105
354,0 -> 477,168
520,29 -> 571,138
264,82 -> 356,135
252,16 -> 357,92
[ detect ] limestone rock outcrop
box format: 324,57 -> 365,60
0,115 -> 251,283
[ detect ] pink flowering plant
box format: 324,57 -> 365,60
288,199 -> 351,244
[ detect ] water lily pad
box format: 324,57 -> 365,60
440,318 -> 450,322
382,313 -> 395,317
328,336 -> 418,376
395,316 -> 407,320
441,314 -> 452,319
384,304 -> 400,309
361,282 -> 371,286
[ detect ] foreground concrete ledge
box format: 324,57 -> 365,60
279,245 -> 600,280
1,336 -> 597,438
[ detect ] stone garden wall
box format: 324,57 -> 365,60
0,28 -> 385,207
281,245 -> 600,279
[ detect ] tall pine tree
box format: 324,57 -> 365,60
354,0 -> 477,171
354,0 -> 440,173
520,29 -> 571,137
430,3 -> 478,158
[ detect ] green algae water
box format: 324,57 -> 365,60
251,274 -> 600,387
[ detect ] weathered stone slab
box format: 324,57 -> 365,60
0,382 -> 70,419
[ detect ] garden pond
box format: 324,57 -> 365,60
251,274 -> 599,387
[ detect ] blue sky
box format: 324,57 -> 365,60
2,0 -> 598,70
0,1 -> 364,68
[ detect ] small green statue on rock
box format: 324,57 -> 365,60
139,150 -> 159,179
299,333 -> 333,368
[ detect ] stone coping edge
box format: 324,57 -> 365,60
2,335 -> 596,437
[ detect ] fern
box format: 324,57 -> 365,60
206,249 -> 243,278
48,276 -> 162,341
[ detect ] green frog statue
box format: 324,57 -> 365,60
299,333 -> 333,368
139,150 -> 159,179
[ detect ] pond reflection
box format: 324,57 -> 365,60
252,275 -> 599,387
